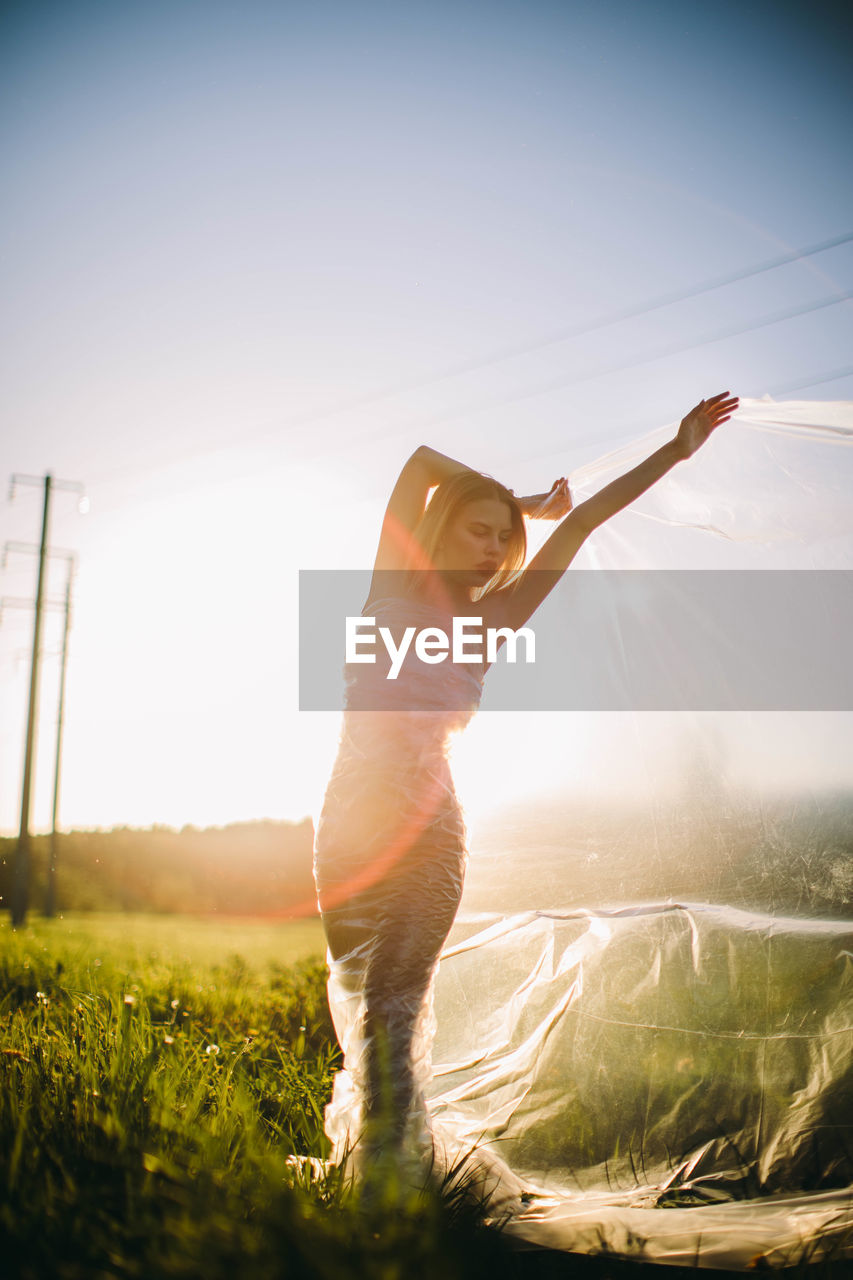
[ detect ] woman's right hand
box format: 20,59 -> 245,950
525,478 -> 573,519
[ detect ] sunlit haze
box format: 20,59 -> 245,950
1,1 -> 851,835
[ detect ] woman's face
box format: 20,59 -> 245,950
434,498 -> 514,586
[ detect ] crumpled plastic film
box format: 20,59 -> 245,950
313,399 -> 853,1264
428,903 -> 853,1268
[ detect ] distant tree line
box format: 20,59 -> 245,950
2,788 -> 851,921
0,819 -> 318,917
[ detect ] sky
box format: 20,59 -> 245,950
1,0 -> 851,836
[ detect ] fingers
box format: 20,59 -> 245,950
709,397 -> 739,426
690,392 -> 738,428
537,477 -> 571,519
706,391 -> 739,412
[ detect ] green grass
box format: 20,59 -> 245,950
0,913 -> 526,1280
12,910 -> 329,971
0,913 -> 849,1279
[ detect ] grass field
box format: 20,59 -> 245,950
10,911 -> 329,971
0,912 -> 848,1279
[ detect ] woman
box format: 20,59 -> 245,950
313,391 -> 738,1183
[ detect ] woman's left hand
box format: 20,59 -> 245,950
675,392 -> 739,459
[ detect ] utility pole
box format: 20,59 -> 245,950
0,590 -> 70,915
47,564 -> 74,917
3,549 -> 77,917
4,474 -> 85,926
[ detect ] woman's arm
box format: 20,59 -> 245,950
485,393 -> 738,632
413,444 -> 480,487
369,446 -> 567,590
367,445 -> 480,603
568,386 -> 742,532
570,393 -> 737,538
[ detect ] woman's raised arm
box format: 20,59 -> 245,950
487,393 -> 738,633
371,445 -> 570,576
368,445 -> 479,596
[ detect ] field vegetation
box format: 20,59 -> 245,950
0,913 -> 563,1280
0,905 -> 849,1276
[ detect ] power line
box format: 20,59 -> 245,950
77,231 -> 853,494
325,292 -> 852,453
77,288 -> 853,518
227,230 -> 853,442
398,297 -> 851,475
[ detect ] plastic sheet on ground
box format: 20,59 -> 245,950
314,398 -> 853,1268
429,902 -> 852,1268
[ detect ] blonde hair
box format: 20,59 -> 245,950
404,470 -> 527,600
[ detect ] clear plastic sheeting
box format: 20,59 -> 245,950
429,904 -> 853,1269
313,399 -> 853,1267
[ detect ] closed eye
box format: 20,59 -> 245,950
470,524 -> 512,541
